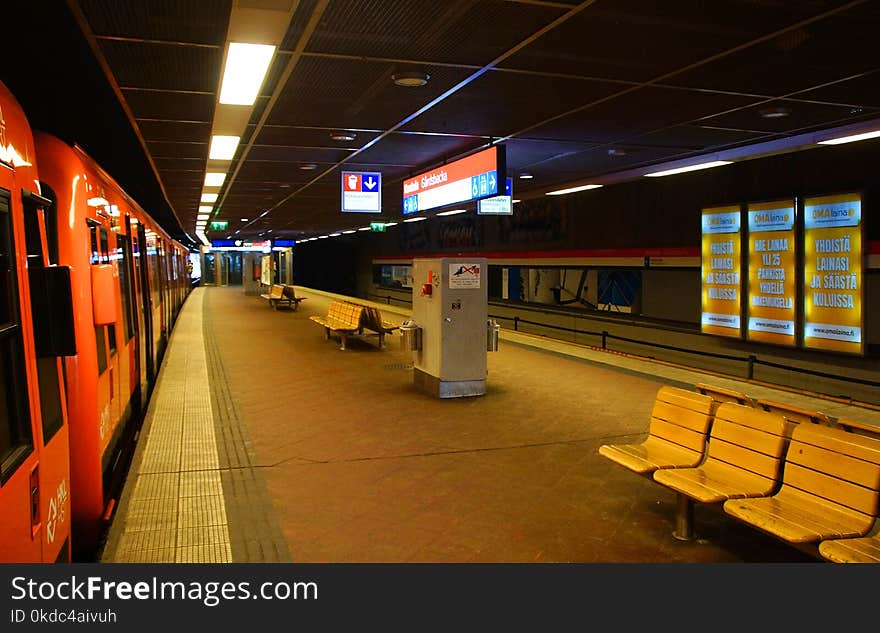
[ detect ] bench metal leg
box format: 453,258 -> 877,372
672,492 -> 695,541
378,332 -> 384,349
323,327 -> 329,340
339,334 -> 347,351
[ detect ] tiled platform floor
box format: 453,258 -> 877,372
102,286 -> 879,563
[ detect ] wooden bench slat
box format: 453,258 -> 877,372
757,399 -> 833,426
787,437 -> 880,489
599,437 -> 703,474
652,400 -> 714,434
707,439 -> 783,480
695,383 -> 755,407
657,387 -> 714,415
783,462 -> 880,515
710,417 -> 787,458
724,493 -> 870,543
793,424 -> 880,466
654,461 -> 775,503
648,416 -> 709,453
819,535 -> 880,563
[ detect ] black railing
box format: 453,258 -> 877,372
366,292 -> 412,306
489,314 -> 880,389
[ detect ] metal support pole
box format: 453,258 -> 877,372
672,492 -> 695,541
514,316 -> 519,331
747,354 -> 756,380
601,330 -> 608,349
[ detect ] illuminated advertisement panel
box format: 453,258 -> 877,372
746,199 -> 796,345
402,145 -> 505,215
803,192 -> 863,354
701,205 -> 742,337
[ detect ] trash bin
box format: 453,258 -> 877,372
399,319 -> 422,352
486,319 -> 500,352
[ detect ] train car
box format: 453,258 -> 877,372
0,81 -> 74,563
0,79 -> 191,562
35,132 -> 191,560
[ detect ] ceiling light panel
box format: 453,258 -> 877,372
219,42 -> 276,106
209,135 -> 240,160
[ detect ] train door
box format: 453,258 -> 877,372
21,188 -> 73,562
204,252 -> 216,284
225,253 -> 243,285
0,177 -> 42,562
136,223 -> 154,394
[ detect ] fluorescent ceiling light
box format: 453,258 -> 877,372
512,199 -> 521,204
358,226 -> 371,231
198,205 -> 213,214
205,172 -> 226,187
201,193 -> 218,203
240,218 -> 248,221
197,214 -> 210,221
644,160 -> 732,178
329,233 -> 342,237
209,135 -> 240,160
546,184 -> 603,196
342,230 -> 356,234
403,216 -> 427,222
318,235 -> 329,239
383,222 -> 398,227
818,129 -> 880,145
219,42 -> 275,106
436,209 -> 466,216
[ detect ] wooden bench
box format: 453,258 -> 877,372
756,398 -> 832,428
309,301 -> 364,350
695,383 -> 757,410
358,305 -> 399,349
598,386 -> 715,475
282,284 -> 306,311
723,423 -> 880,551
261,284 -> 294,310
653,402 -> 788,540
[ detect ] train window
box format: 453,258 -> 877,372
36,357 -> 63,444
38,183 -> 59,265
23,201 -> 43,268
22,193 -> 65,444
95,325 -> 107,374
107,324 -> 117,356
0,189 -> 34,481
99,228 -> 109,264
89,224 -> 100,265
118,237 -> 134,341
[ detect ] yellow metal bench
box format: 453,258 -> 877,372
723,423 -> 880,550
281,284 -> 306,311
756,398 -> 833,429
598,386 -> 714,475
309,300 -> 364,350
653,402 -> 788,540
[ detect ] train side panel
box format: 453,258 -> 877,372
0,83 -> 71,562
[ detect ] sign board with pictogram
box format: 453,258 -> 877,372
342,171 -> 382,213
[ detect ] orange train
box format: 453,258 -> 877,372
0,80 -> 191,562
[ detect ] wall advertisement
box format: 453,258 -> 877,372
746,200 -> 796,345
701,205 -> 742,337
803,192 -> 863,354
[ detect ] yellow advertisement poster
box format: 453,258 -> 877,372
747,200 -> 796,345
803,193 -> 863,354
701,205 -> 742,337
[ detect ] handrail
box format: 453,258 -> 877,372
366,291 -> 412,305
490,314 -> 880,389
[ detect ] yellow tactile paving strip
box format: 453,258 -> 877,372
102,289 -> 232,562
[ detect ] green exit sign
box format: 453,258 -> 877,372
370,222 -> 386,232
209,221 -> 229,230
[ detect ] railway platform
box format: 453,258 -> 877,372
101,286 -> 880,563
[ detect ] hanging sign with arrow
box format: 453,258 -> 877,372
341,171 -> 382,213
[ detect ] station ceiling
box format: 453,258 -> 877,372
7,1 -> 880,245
